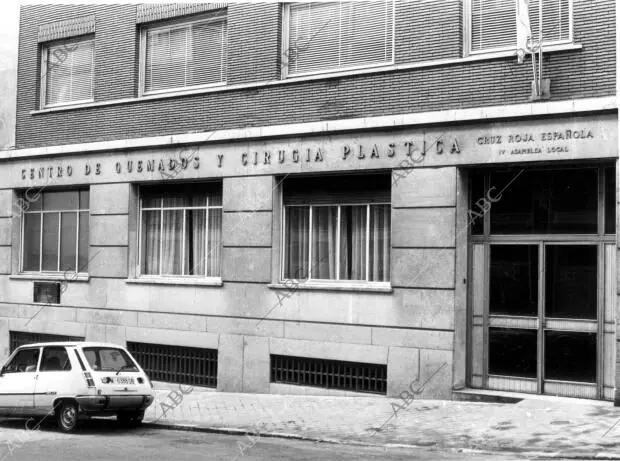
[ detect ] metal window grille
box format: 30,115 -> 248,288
127,342 -> 217,388
9,331 -> 84,353
270,354 -> 387,395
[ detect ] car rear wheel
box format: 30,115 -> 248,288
117,411 -> 144,427
56,401 -> 79,433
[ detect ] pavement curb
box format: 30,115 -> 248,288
142,422 -> 337,444
142,421 -> 620,459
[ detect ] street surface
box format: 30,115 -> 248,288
0,417 -> 533,461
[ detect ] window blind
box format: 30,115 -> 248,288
529,0 -> 570,43
283,174 -> 391,205
470,0 -> 571,53
471,0 -> 516,52
287,1 -> 394,76
44,38 -> 94,106
144,15 -> 227,93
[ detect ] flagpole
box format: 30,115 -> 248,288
538,0 -> 543,96
531,37 -> 538,96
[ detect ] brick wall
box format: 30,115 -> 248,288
227,2 -> 281,85
14,0 -> 616,149
395,0 -> 463,64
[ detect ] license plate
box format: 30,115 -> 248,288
117,377 -> 135,385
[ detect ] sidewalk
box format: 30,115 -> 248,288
143,387 -> 620,458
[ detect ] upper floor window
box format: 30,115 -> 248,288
40,37 -> 94,108
282,174 -> 391,284
139,183 -> 222,278
468,0 -> 572,55
282,1 -> 394,77
22,189 -> 90,274
140,12 -> 227,95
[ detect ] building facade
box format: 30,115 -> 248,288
0,1 -> 617,401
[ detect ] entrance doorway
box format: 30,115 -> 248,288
469,165 -> 616,400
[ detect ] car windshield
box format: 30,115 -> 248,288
81,347 -> 138,372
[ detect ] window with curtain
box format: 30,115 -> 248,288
22,190 -> 90,273
140,184 -> 222,277
142,12 -> 227,94
469,0 -> 571,54
41,37 -> 94,108
282,175 -> 391,283
284,1 -> 394,76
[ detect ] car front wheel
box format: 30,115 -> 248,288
117,411 -> 144,428
56,401 -> 79,433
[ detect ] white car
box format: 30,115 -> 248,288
0,341 -> 155,432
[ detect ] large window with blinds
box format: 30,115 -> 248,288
22,189 -> 90,273
139,183 -> 222,278
282,174 -> 391,283
283,1 -> 394,77
468,0 -> 572,54
140,12 -> 227,95
40,37 -> 94,108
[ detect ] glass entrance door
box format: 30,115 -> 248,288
469,166 -> 616,400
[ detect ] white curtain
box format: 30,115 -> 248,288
162,209 -> 182,275
142,210 -> 161,275
369,205 -> 391,281
340,206 -> 367,280
142,189 -> 221,277
185,209 -> 206,276
311,207 -> 337,279
285,207 -> 309,279
207,208 -> 222,277
285,204 -> 391,282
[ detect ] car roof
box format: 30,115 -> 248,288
15,341 -> 128,349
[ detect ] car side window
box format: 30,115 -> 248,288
40,347 -> 71,372
4,349 -> 40,373
83,350 -> 99,370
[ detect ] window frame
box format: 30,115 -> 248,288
137,185 -> 223,280
280,201 -> 392,286
281,1 -> 396,79
39,346 -> 72,372
138,12 -> 228,97
19,189 -> 90,276
463,0 -> 574,57
81,347 -> 138,372
39,35 -> 95,110
3,348 -> 41,374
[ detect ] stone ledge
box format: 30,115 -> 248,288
126,277 -> 223,287
267,282 -> 392,294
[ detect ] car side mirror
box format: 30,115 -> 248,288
0,367 -> 5,376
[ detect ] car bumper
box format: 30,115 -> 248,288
76,394 -> 154,413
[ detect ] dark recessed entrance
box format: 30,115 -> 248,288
469,164 -> 616,400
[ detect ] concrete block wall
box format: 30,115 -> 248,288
387,167 -> 458,398
615,159 -> 620,405
0,191 -> 13,364
0,191 -> 12,275
0,166 -> 461,398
